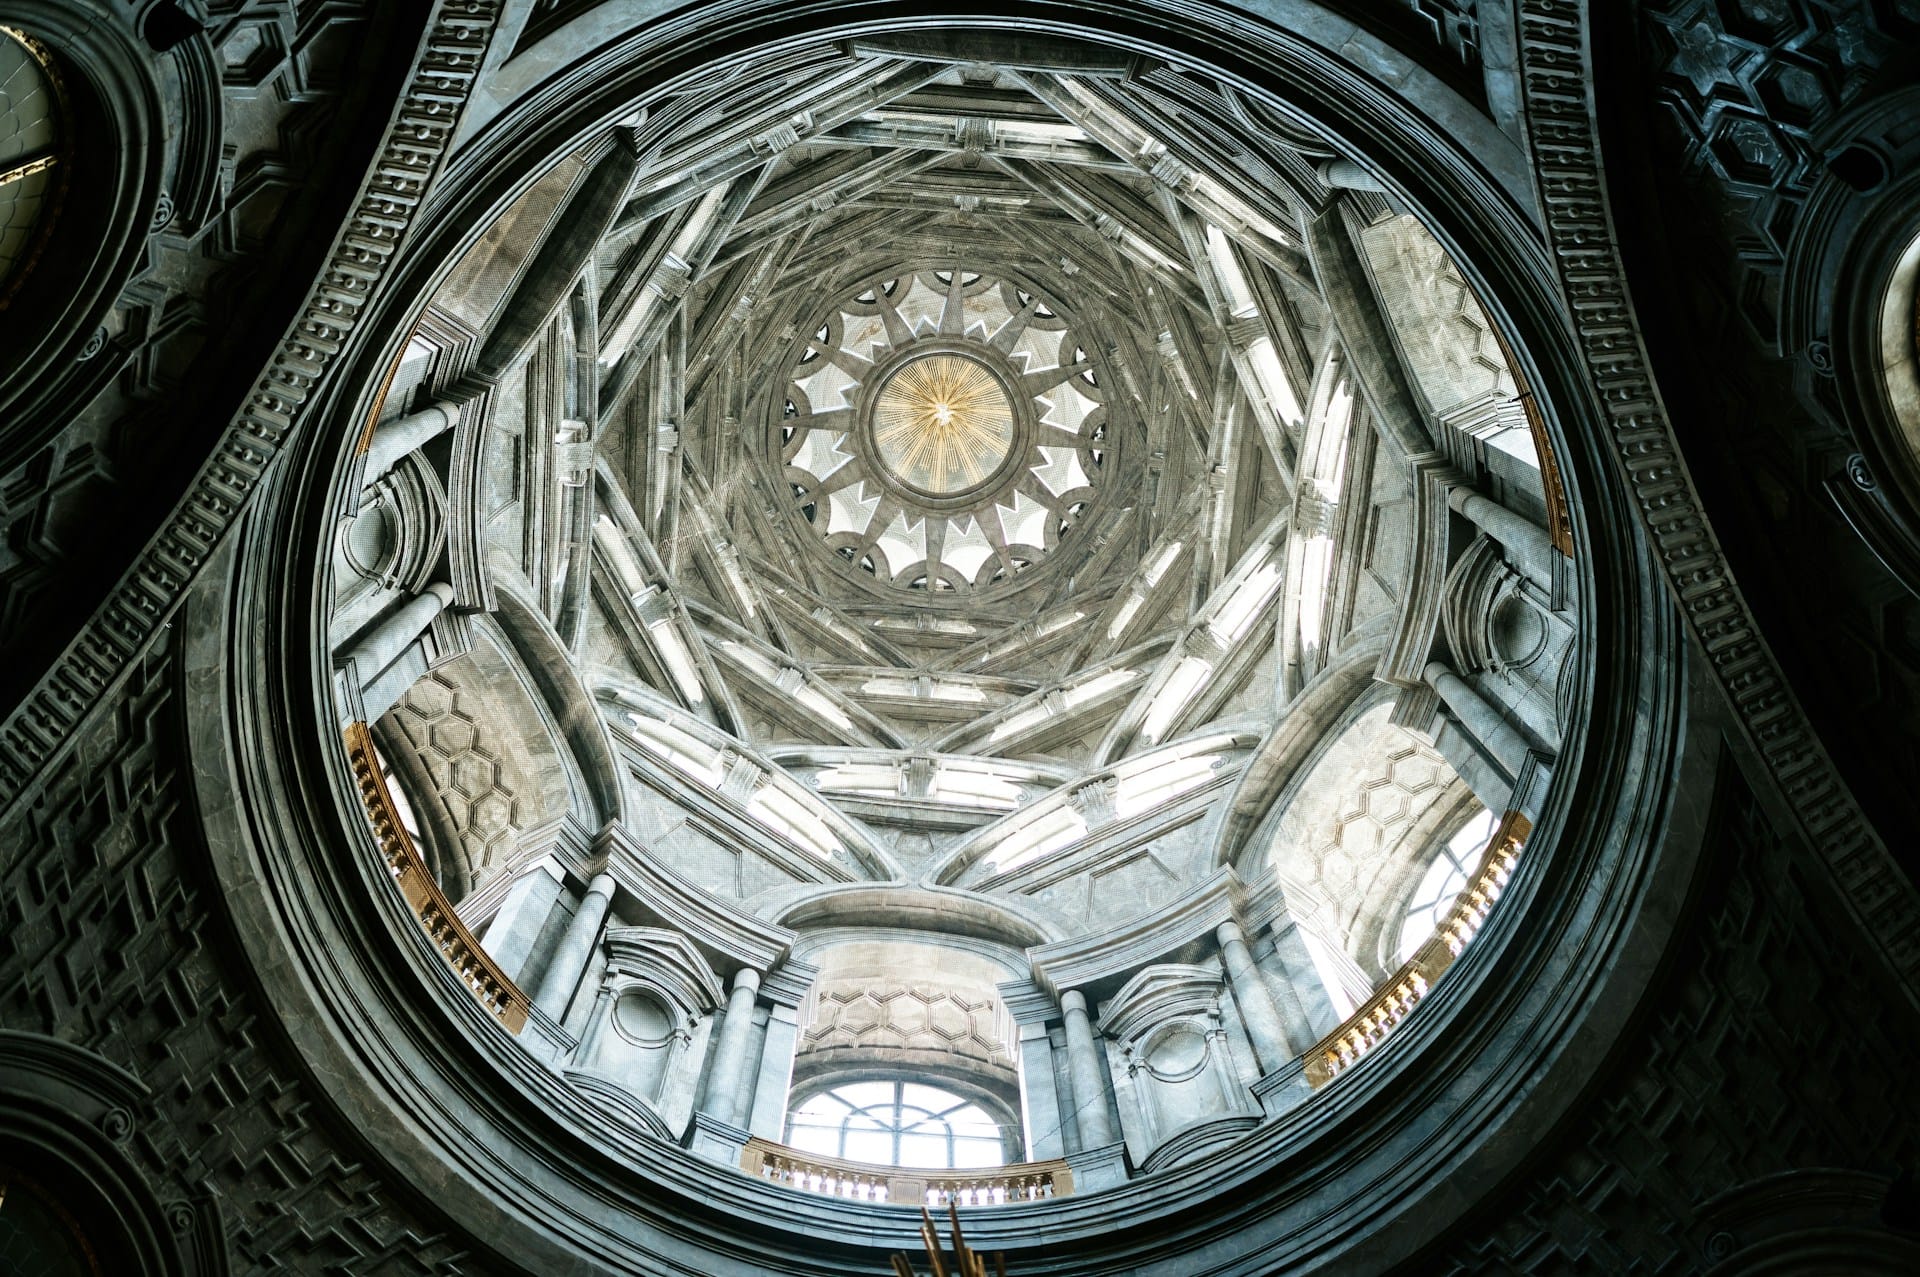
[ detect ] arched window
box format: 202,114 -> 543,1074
785,1081 -> 1006,1169
371,739 -> 423,842
1395,806 -> 1499,964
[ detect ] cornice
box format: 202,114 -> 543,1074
1516,0 -> 1920,1000
0,0 -> 503,814
1028,867 -> 1245,998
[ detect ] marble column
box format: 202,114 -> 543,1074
573,981 -> 616,1067
1447,485 -> 1556,584
532,871 -> 616,1019
1060,989 -> 1115,1148
999,983 -> 1070,1161
703,968 -> 762,1125
1015,1020 -> 1067,1160
1424,659 -> 1533,780
344,582 -> 454,689
1216,921 -> 1291,1074
1267,919 -> 1343,1045
744,961 -> 817,1141
480,864 -> 564,982
363,401 -> 459,485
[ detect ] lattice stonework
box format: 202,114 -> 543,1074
779,270 -> 1109,594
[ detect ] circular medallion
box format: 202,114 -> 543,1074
869,353 -> 1016,497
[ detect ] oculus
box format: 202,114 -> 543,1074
869,353 -> 1016,498
781,270 -> 1108,594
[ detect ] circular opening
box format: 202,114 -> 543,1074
1145,1027 -> 1210,1080
868,352 -> 1017,498
1828,141 -> 1890,194
209,11 -> 1689,1275
613,990 -> 674,1044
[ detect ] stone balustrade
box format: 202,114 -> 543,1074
740,1138 -> 1072,1207
345,722 -> 530,1033
1306,811 -> 1530,1087
924,1165 -> 1072,1207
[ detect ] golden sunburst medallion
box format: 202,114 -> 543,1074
871,353 -> 1016,496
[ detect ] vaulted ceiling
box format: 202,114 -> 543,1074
346,34 -> 1547,957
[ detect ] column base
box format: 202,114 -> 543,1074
1252,1058 -> 1312,1119
1512,749 -> 1554,821
687,1111 -> 754,1167
1065,1140 -> 1131,1192
518,1001 -> 577,1065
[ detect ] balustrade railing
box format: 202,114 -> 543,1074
740,1138 -> 1072,1207
345,722 -> 529,1033
1306,810 -> 1529,1087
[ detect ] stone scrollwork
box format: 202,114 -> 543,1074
0,0 -> 504,806
0,1031 -> 223,1274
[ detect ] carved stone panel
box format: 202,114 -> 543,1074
1098,963 -> 1261,1171
570,925 -> 723,1139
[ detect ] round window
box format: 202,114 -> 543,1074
869,352 -> 1017,497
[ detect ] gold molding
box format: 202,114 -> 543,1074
0,152 -> 57,188
741,1136 -> 1070,1211
1486,313 -> 1576,556
1306,809 -> 1530,1087
354,324 -> 418,456
343,721 -> 528,1033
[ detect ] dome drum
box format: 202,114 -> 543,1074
171,8 -> 1724,1276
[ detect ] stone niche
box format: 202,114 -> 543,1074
1099,964 -> 1261,1172
567,926 -> 723,1140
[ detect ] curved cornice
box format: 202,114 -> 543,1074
120,4 -> 1729,1275
1214,634 -> 1387,865
0,2 -> 168,466
0,0 -> 483,807
769,885 -> 1065,949
598,677 -> 908,882
488,576 -> 630,826
1545,0 -> 1920,1000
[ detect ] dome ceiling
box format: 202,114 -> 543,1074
12,0 -> 1910,1273
334,29 -> 1569,975
780,269 -> 1109,595
325,25 -> 1574,1247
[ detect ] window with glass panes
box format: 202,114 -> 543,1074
785,1081 -> 1006,1169
1396,807 -> 1499,963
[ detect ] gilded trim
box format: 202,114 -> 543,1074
0,25 -> 73,312
344,721 -> 528,1033
1307,810 -> 1530,1088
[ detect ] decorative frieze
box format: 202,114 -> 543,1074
0,0 -> 503,810
1516,0 -> 1920,994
